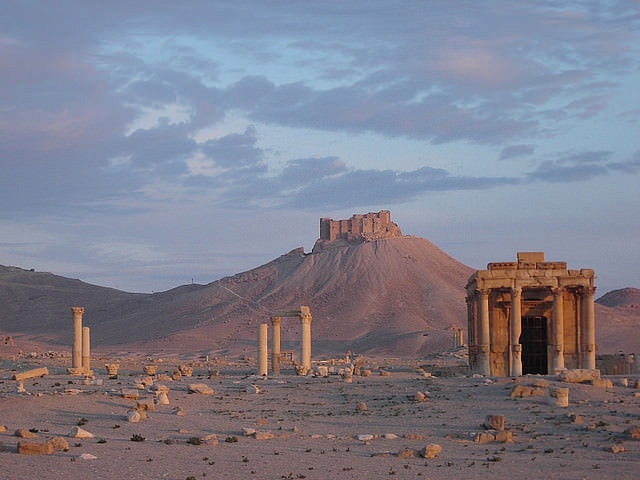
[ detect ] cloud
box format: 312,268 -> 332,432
500,144 -> 536,160
526,150 -> 613,182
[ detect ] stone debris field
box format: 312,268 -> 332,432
1,355 -> 640,479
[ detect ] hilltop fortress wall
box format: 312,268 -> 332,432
319,210 -> 402,243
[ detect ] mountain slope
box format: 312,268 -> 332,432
1,237 -> 638,357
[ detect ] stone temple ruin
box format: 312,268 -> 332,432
466,252 -> 596,377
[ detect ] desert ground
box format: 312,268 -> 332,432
1,349 -> 639,480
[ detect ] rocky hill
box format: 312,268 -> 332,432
0,236 -> 638,357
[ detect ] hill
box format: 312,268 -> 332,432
0,237 -> 638,357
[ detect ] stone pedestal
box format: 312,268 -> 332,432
549,387 -> 569,407
258,323 -> 268,376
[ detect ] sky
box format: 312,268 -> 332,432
1,1 -> 639,295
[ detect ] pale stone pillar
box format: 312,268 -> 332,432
271,316 -> 281,375
510,287 -> 522,376
634,354 -> 640,375
258,323 -> 268,376
71,307 -> 84,369
582,287 -> 596,369
478,289 -> 491,376
82,326 -> 91,372
552,287 -> 565,372
300,306 -> 312,371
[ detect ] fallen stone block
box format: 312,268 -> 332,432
357,434 -> 375,441
18,440 -> 54,455
136,399 -> 155,412
69,426 -> 94,439
559,369 -> 600,383
549,387 -> 569,407
188,383 -> 214,395
357,402 -> 368,412
396,448 -> 415,458
48,436 -> 69,451
494,431 -> 513,443
253,431 -> 275,440
625,426 -> 640,440
590,378 -> 613,389
404,433 -> 425,440
122,389 -> 139,400
15,429 -> 39,438
610,444 -> 625,453
156,391 -> 170,405
484,415 -> 505,431
420,443 -> 442,459
510,385 -> 533,398
142,365 -> 157,376
12,367 -> 48,381
474,432 -> 494,444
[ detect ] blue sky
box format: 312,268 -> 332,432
1,1 -> 638,294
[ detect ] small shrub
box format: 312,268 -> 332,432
130,433 -> 146,442
77,417 -> 88,426
224,436 -> 238,443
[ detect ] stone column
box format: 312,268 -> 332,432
300,306 -> 312,371
551,287 -> 565,372
582,286 -> 596,369
258,323 -> 268,376
71,307 -> 84,370
510,287 -> 522,376
82,326 -> 91,372
478,289 -> 491,376
271,316 -> 281,375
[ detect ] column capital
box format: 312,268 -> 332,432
476,288 -> 490,297
271,316 -> 282,326
583,286 -> 597,296
551,286 -> 564,295
300,313 -> 312,325
71,306 -> 84,315
510,286 -> 521,296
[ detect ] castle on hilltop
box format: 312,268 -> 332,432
319,210 -> 402,243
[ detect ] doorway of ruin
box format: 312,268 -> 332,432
521,316 -> 548,375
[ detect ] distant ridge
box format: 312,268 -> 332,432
1,221 -> 639,356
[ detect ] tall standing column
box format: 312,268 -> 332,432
258,323 -> 268,376
82,326 -> 91,372
300,306 -> 312,371
71,307 -> 84,370
271,317 -> 281,375
478,289 -> 491,376
552,287 -> 565,372
582,286 -> 596,369
510,287 -> 522,376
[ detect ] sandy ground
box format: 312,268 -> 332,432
1,353 -> 639,480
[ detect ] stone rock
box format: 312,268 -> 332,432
137,399 -> 155,412
153,384 -> 170,394
619,378 -> 629,387
15,429 -> 39,438
625,426 -> 640,439
474,432 -> 494,444
420,443 -> 442,459
188,383 -> 214,395
549,387 -> 569,407
12,367 -> 49,381
532,378 -> 549,388
611,444 -> 625,453
69,426 -> 95,439
404,433 -> 425,440
379,370 -> 391,376
142,365 -> 157,376
591,378 -> 613,389
494,431 -> 513,443
253,431 -> 275,440
242,427 -> 257,436
559,369 -> 600,383
415,391 -> 427,402
246,384 -> 262,394
179,365 -> 193,376
156,391 -> 170,405
0,425 -> 6,433
122,389 -> 139,400
357,434 -> 375,441
396,448 -> 415,459
126,410 -> 142,423
635,379 -> 640,389
48,436 -> 70,451
510,385 -> 533,398
315,366 -> 329,377
140,376 -> 154,387
357,402 -> 368,412
484,415 -> 505,431
383,433 -> 399,440
17,440 -> 54,455
156,373 -> 172,382
173,407 -> 186,416
79,453 -> 98,460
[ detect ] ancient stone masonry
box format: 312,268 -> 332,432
466,252 -> 596,376
319,210 -> 402,243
